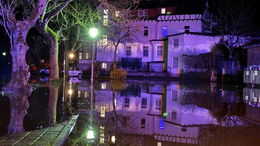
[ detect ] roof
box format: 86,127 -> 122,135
243,39 -> 260,48
138,0 -> 206,14
167,32 -> 218,37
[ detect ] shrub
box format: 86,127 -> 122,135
110,68 -> 127,79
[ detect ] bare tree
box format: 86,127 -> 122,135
211,0 -> 254,59
0,0 -> 48,90
99,0 -> 140,70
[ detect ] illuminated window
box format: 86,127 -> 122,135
86,52 -> 89,59
143,46 -> 149,57
100,106 -> 106,117
78,90 -> 81,98
100,126 -> 105,143
84,91 -> 88,98
101,63 -> 107,69
101,82 -> 107,89
157,142 -> 162,146
103,9 -> 108,15
126,46 -> 131,56
79,52 -> 82,60
174,39 -> 179,48
103,35 -> 107,46
161,8 -> 166,14
103,15 -> 108,26
156,46 -> 163,56
115,11 -> 120,17
144,26 -> 148,36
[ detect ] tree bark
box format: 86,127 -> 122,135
48,85 -> 58,125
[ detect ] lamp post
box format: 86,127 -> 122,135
89,27 -> 98,110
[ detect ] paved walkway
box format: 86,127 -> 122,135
0,115 -> 79,146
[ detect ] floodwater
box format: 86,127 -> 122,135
1,79 -> 260,146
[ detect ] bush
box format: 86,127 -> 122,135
110,68 -> 127,79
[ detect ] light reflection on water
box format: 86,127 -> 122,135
1,79 -> 260,145
64,80 -> 260,146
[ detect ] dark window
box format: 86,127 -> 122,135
141,98 -> 147,108
144,26 -> 148,36
155,100 -> 161,110
172,90 -> 177,101
184,26 -> 190,32
174,39 -> 179,48
126,46 -> 131,56
156,46 -> 163,56
173,57 -> 178,68
143,46 -> 149,57
124,98 -> 130,107
141,119 -> 146,128
171,111 -> 177,120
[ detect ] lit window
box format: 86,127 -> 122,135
184,26 -> 190,32
101,63 -> 107,69
126,46 -> 131,56
115,11 -> 120,17
86,52 -> 89,59
79,52 -> 82,60
156,46 -> 163,56
100,106 -> 106,117
157,142 -> 162,146
143,46 -> 149,57
103,35 -> 108,46
78,90 -> 81,98
144,26 -> 148,36
174,39 -> 179,48
100,126 -> 105,143
84,91 -> 88,98
103,9 -> 108,15
162,26 -> 168,38
101,82 -> 107,89
161,8 -> 166,14
103,15 -> 108,26
141,119 -> 145,128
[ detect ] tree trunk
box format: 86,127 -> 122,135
113,45 -> 119,70
3,22 -> 31,91
46,28 -> 59,80
5,87 -> 31,134
48,85 -> 58,125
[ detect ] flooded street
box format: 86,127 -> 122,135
1,79 -> 260,145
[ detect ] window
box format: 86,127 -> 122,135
184,26 -> 190,32
171,110 -> 177,120
124,98 -> 130,107
138,10 -> 148,17
115,11 -> 120,17
173,57 -> 178,68
162,26 -> 168,38
101,83 -> 106,89
79,52 -> 82,60
172,90 -> 177,101
155,100 -> 161,110
85,52 -> 89,59
103,35 -> 107,46
103,9 -> 108,15
141,119 -> 146,128
100,106 -> 106,117
141,98 -> 147,108
103,15 -> 108,26
144,26 -> 148,36
156,46 -> 163,57
126,46 -> 131,56
84,91 -> 88,98
143,46 -> 149,57
78,90 -> 81,98
174,39 -> 179,48
161,8 -> 166,14
101,63 -> 107,69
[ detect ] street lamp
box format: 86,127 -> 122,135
68,52 -> 75,59
88,27 -> 99,110
2,52 -> 6,56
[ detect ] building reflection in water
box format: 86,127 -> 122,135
65,80 -> 260,145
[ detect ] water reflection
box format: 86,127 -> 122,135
66,80 -> 260,146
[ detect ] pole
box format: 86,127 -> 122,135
62,51 -> 66,103
90,41 -> 95,110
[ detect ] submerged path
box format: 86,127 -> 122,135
0,115 -> 78,146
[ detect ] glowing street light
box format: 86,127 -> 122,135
89,27 -> 99,38
2,52 -> 6,56
68,52 -> 74,59
68,89 -> 73,96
